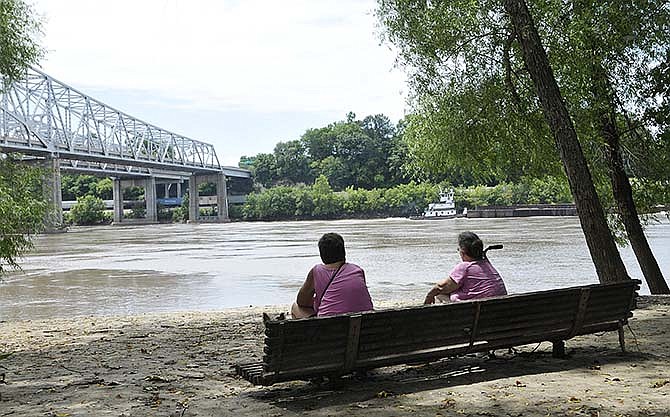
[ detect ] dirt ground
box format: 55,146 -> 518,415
1,297 -> 669,417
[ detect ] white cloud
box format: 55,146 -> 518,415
32,0 -> 409,165
35,0 -> 406,115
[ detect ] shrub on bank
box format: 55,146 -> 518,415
69,195 -> 110,225
238,176 -> 575,221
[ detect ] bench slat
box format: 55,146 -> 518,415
236,280 -> 640,385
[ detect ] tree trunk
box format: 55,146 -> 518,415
591,64 -> 670,293
503,0 -> 629,283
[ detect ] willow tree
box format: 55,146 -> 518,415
0,0 -> 43,83
525,0 -> 670,293
378,0 -> 670,289
0,0 -> 46,273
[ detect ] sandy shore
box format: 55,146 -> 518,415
1,297 -> 669,417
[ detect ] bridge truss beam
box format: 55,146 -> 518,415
1,67 -> 223,173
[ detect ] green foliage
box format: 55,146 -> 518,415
61,174 -> 112,200
199,206 -> 217,217
384,181 -> 438,216
242,113 -> 411,191
126,203 -> 146,219
239,176 -> 575,221
0,0 -> 44,84
157,204 -> 172,222
0,155 -> 47,273
123,185 -> 144,201
95,178 -> 113,200
0,2 -> 45,273
172,194 -> 189,222
310,175 -> 342,218
455,177 -> 573,209
228,203 -> 244,219
375,0 -> 670,269
69,195 -> 109,225
198,182 -> 216,196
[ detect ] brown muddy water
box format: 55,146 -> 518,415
1,216 -> 668,320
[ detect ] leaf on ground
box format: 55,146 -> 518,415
440,398 -> 456,408
145,374 -> 171,383
376,390 -> 393,398
651,379 -> 670,388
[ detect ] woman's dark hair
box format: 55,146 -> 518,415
318,233 -> 346,264
458,231 -> 484,260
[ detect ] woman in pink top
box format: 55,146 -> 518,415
424,231 -> 507,304
292,233 -> 373,318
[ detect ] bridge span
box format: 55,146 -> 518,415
0,67 -> 250,227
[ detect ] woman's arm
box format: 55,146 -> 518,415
424,277 -> 459,304
296,269 -> 315,307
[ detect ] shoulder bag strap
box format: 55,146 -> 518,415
315,262 -> 345,314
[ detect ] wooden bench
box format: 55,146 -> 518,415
235,280 -> 640,385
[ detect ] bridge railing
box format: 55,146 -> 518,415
1,67 -> 222,172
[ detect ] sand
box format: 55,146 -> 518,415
1,297 -> 669,417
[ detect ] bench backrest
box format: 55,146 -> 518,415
262,280 -> 639,382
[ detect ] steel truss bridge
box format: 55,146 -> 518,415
0,67 -> 250,225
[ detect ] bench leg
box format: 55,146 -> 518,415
618,323 -> 626,353
552,340 -> 566,358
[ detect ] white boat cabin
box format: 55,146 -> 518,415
424,189 -> 457,218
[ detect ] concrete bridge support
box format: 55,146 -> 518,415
112,177 -> 158,225
145,177 -> 157,222
112,178 -> 123,224
42,155 -> 64,230
188,173 -> 229,223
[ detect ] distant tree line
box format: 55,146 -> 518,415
239,175 -> 575,221
239,112 -> 535,192
240,113 -> 413,191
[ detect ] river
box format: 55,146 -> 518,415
1,216 -> 668,320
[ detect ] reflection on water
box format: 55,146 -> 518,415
1,216 -> 668,320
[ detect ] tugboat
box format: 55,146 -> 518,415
410,188 -> 459,220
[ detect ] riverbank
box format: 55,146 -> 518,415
1,297 -> 669,416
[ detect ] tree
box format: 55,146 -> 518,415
274,140 -> 313,185
534,0 -> 669,292
0,0 -> 44,84
245,113 -> 411,191
0,0 -> 45,273
69,195 -> 108,225
0,155 -> 47,273
502,0 -> 629,282
251,153 -> 279,188
377,0 -> 635,283
61,174 -> 112,201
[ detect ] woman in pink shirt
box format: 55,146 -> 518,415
424,231 -> 507,304
292,233 -> 374,318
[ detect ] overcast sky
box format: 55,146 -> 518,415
33,0 -> 409,166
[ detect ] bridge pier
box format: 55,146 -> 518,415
145,177 -> 157,223
112,178 -> 123,223
188,173 -> 229,223
42,155 -> 64,231
112,177 -> 158,225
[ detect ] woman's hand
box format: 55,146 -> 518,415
424,278 -> 459,305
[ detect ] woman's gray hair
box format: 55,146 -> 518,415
458,231 -> 484,260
